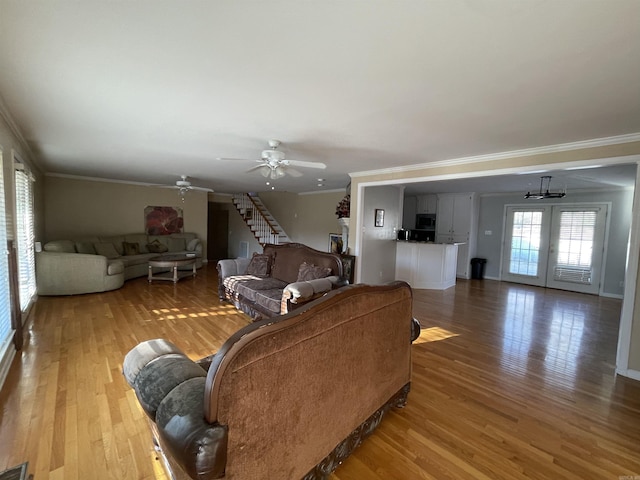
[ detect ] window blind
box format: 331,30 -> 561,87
0,152 -> 13,354
15,167 -> 36,311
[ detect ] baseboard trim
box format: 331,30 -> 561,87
616,368 -> 640,381
600,292 -> 624,299
0,337 -> 16,392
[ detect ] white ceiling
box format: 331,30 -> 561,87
0,1 -> 639,195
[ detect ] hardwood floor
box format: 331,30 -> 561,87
1,266 -> 639,479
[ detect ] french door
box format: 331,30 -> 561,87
501,204 -> 608,294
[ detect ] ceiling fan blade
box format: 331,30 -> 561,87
216,157 -> 254,162
191,186 -> 214,192
286,159 -> 327,169
246,164 -> 268,174
286,167 -> 303,177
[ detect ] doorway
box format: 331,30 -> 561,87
501,204 -> 608,294
207,202 -> 229,262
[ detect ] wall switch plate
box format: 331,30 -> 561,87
484,230 -> 492,235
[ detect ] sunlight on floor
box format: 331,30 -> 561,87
150,303 -> 242,321
413,326 -> 459,345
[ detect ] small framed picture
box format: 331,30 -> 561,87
245,208 -> 253,220
329,233 -> 343,254
375,209 -> 385,227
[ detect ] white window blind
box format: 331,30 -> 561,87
15,166 -> 36,311
0,152 -> 12,353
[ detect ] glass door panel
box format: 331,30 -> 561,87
546,206 -> 607,294
502,207 -> 550,287
502,204 -> 607,294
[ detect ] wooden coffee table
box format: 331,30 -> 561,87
148,254 -> 197,283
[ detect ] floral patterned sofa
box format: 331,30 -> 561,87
36,232 -> 203,295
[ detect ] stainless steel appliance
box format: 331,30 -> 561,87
415,213 -> 436,230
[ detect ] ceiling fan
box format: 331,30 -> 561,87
164,175 -> 213,199
216,139 -> 327,179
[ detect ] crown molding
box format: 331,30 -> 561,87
45,172 -> 160,187
350,133 -> 640,178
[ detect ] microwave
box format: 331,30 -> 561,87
415,213 -> 436,230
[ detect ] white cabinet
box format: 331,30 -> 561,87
436,194 -> 472,239
416,194 -> 437,214
396,241 -> 458,290
436,193 -> 479,279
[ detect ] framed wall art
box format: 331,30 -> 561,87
144,206 -> 184,235
375,209 -> 385,227
329,233 -> 343,254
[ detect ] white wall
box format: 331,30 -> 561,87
359,185 -> 402,284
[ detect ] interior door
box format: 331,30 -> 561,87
501,204 -> 608,294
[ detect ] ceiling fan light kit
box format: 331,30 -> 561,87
216,139 -> 327,180
524,175 -> 566,199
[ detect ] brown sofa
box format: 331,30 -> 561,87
123,281 -> 421,480
217,243 -> 346,320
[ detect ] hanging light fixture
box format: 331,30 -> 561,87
524,175 -> 566,199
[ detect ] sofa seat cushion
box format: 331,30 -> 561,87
234,277 -> 288,302
118,253 -> 156,267
254,288 -> 286,313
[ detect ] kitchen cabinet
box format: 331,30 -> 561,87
436,193 -> 478,279
416,194 -> 438,214
396,241 -> 458,289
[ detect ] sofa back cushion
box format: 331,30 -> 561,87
44,240 -> 76,253
99,235 -> 125,255
94,242 -> 121,259
75,241 -> 96,254
264,243 -> 342,283
296,262 -> 332,282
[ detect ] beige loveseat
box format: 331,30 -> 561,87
36,232 -> 203,295
123,281 -> 421,480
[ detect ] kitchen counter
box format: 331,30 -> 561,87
395,241 -> 458,290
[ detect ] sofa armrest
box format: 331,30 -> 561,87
186,238 -> 203,256
281,275 -> 343,313
217,258 -> 250,278
217,258 -> 251,299
123,339 -> 227,480
36,251 -> 125,295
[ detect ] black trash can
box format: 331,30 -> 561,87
470,258 -> 486,279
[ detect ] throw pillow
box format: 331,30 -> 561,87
146,239 -> 169,254
123,241 -> 140,256
297,262 -> 332,282
246,253 -> 272,277
94,242 -> 120,259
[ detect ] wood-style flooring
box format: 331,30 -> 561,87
0,266 -> 639,479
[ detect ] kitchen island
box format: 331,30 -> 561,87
395,241 -> 459,290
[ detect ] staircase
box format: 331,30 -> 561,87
232,193 -> 291,245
